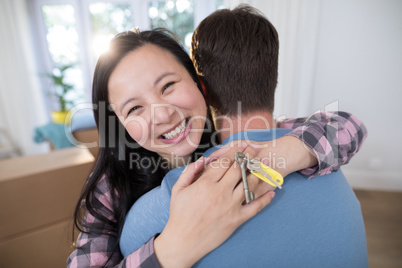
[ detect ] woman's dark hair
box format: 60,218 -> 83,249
72,28 -> 216,266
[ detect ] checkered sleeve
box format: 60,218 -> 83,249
67,177 -> 160,268
276,111 -> 367,178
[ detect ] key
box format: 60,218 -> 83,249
235,152 -> 255,204
247,159 -> 283,189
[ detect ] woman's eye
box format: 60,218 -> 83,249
162,82 -> 175,93
127,106 -> 141,116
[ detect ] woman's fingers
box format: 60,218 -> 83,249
173,157 -> 205,193
175,146 -> 239,195
240,190 -> 276,220
246,173 -> 277,199
233,173 -> 277,203
203,145 -> 243,183
216,160 -> 243,189
203,145 -> 278,202
193,156 -> 206,175
233,181 -> 246,203
205,140 -> 247,165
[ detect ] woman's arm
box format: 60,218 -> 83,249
68,214 -> 159,268
67,177 -> 158,268
210,111 -> 367,179
276,111 -> 367,177
217,111 -> 367,198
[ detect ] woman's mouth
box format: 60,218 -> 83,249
160,118 -> 191,144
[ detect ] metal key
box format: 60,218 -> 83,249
235,152 -> 255,204
247,159 -> 283,189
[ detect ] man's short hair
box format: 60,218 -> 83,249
191,5 -> 279,116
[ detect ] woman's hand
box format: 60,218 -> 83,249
154,146 -> 276,268
206,137 -> 318,199
242,135 -> 318,177
241,136 -> 318,198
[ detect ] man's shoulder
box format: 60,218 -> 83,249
281,169 -> 357,207
163,165 -> 186,190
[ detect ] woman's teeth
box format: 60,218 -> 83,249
162,119 -> 187,139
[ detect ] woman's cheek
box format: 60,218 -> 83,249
124,116 -> 150,146
182,89 -> 206,113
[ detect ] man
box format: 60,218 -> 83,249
120,5 -> 368,267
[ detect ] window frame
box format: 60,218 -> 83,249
29,0 -> 216,112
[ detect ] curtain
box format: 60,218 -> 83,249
0,0 -> 48,155
223,0 -> 322,118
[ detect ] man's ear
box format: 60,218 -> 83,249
198,76 -> 208,98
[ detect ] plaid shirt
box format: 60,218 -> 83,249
67,111 -> 367,268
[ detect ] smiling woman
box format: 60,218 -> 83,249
69,29 -> 227,267
108,44 -> 207,165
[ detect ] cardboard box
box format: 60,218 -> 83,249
72,128 -> 99,158
0,147 -> 94,268
0,221 -> 74,268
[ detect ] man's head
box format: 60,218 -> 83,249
191,5 -> 279,117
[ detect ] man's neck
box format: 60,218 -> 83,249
215,111 -> 275,142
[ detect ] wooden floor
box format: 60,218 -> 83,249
354,189 -> 402,268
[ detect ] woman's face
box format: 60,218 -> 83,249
108,44 -> 207,162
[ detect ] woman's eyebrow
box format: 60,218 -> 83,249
154,72 -> 176,86
120,98 -> 137,114
120,97 -> 136,114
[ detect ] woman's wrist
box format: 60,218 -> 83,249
276,135 -> 318,176
244,136 -> 318,178
154,226 -> 196,268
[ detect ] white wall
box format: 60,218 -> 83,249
0,0 -> 49,156
311,0 -> 402,190
247,0 -> 402,190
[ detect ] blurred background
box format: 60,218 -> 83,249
1,0 -> 401,191
0,0 -> 401,267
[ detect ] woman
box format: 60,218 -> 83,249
67,29 -> 367,268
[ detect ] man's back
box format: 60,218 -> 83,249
194,162 -> 367,267
120,129 -> 368,267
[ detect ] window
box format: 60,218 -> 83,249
89,3 -> 135,58
30,0 -> 220,112
149,0 -> 194,47
41,4 -> 83,107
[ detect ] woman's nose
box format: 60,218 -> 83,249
151,103 -> 176,125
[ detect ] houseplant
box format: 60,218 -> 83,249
45,64 -> 76,124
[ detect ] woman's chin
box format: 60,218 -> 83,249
158,142 -> 199,166
171,145 -> 198,159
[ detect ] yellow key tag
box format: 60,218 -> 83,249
248,160 -> 283,189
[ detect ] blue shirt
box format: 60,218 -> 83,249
120,129 -> 368,267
